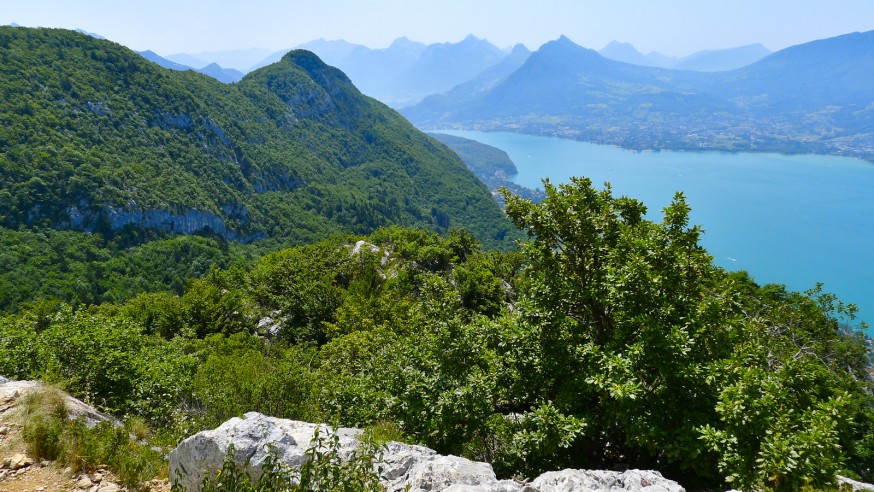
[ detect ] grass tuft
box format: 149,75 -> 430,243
14,387 -> 164,488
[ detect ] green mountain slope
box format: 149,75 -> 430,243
0,27 -> 514,248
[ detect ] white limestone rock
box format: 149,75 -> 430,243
0,380 -> 112,427
531,469 -> 685,492
169,412 -> 362,492
840,475 -> 874,491
170,412 -> 688,492
379,441 -> 520,492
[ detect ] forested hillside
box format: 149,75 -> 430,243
0,27 -> 517,311
0,27 -> 511,245
2,182 -> 871,491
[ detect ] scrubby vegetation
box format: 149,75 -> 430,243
2,179 -> 871,491
13,388 -> 164,487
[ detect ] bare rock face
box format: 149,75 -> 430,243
840,475 -> 874,491
531,469 -> 685,492
169,413 -> 362,492
170,412 -> 687,492
378,441 -> 519,492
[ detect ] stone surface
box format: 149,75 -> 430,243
4,452 -> 34,470
531,469 -> 685,492
170,412 -> 362,492
170,412 -> 686,492
379,441 -> 520,492
840,475 -> 874,491
76,475 -> 94,488
0,380 -> 113,427
97,483 -> 120,492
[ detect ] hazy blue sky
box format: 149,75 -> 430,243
4,0 -> 874,56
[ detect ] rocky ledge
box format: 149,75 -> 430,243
170,412 -> 685,492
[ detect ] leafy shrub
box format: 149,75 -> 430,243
186,333 -> 319,429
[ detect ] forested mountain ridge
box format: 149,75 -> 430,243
0,27 -> 514,248
247,35 -> 512,108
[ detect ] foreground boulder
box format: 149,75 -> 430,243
170,412 -> 685,492
532,470 -> 684,492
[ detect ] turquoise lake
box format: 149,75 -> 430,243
440,130 -> 874,333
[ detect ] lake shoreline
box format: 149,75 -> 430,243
438,129 -> 874,335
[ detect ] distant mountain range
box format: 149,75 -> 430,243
158,35 -> 776,107
385,35 -> 507,107
146,31 -> 874,161
261,35 -> 514,107
74,28 -> 105,40
598,41 -> 771,71
598,41 -> 677,68
404,31 -> 874,162
138,50 -> 244,83
165,48 -> 272,71
163,36 -> 519,107
673,43 -> 771,71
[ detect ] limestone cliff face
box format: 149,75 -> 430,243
66,205 -> 265,243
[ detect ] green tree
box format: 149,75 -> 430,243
700,284 -> 873,490
499,178 -> 731,480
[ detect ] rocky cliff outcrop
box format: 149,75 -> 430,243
66,205 -> 265,243
169,412 -> 686,492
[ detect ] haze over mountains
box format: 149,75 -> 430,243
250,35 -> 514,107
405,31 -> 874,162
133,28 -> 874,162
24,23 -> 874,164
138,50 -> 245,83
153,35 -> 777,111
18,23 -> 874,164
598,41 -> 771,71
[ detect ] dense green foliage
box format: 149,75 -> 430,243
426,133 -> 518,177
0,27 -> 515,248
1,183 -> 871,490
0,26 -> 520,313
0,226 -> 256,312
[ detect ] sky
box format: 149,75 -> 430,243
4,0 -> 874,58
